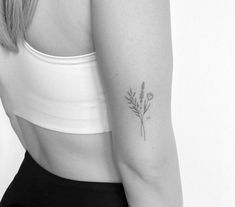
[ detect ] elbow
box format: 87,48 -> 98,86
116,153 -> 183,207
117,134 -> 179,184
117,149 -> 179,185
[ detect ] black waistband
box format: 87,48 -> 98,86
20,150 -> 124,192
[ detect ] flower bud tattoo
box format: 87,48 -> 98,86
125,81 -> 154,141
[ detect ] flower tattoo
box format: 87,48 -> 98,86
125,81 -> 154,141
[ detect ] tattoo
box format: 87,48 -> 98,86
125,81 -> 154,141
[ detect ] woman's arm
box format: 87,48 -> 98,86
91,0 -> 183,206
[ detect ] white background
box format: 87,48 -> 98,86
0,0 -> 234,206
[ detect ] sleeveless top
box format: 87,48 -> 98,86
0,41 -> 112,135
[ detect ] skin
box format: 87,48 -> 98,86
15,0 -> 122,183
2,0 -> 183,206
125,81 -> 154,141
92,0 -> 183,206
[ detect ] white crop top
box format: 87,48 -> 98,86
0,41 -> 112,134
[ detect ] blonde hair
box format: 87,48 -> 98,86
0,0 -> 38,52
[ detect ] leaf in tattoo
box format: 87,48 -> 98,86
125,81 -> 154,141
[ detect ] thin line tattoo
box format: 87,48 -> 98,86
125,81 -> 154,141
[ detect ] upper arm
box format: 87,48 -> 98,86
91,0 -> 176,172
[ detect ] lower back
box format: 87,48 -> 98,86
17,116 -> 121,182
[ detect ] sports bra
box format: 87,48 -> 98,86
0,40 -> 112,135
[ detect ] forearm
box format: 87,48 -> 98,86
118,154 -> 183,207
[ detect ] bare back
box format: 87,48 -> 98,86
17,0 -> 121,182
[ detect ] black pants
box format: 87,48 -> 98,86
0,151 -> 129,207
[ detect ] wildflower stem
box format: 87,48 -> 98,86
140,118 -> 146,141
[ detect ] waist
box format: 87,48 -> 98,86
22,151 -> 123,188
18,116 -> 121,183
31,147 -> 122,183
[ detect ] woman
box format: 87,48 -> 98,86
0,0 -> 183,206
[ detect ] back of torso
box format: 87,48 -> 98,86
26,0 -> 94,56
0,0 -> 121,182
